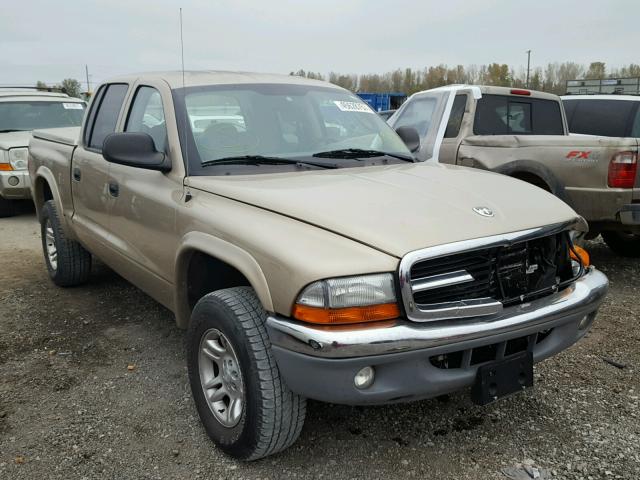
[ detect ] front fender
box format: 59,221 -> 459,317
174,231 -> 273,329
32,167 -> 76,239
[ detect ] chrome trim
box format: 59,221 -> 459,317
415,297 -> 503,321
398,218 -> 587,322
411,270 -> 474,293
266,267 -> 608,359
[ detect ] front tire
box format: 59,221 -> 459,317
187,287 -> 306,460
601,230 -> 640,257
40,200 -> 92,286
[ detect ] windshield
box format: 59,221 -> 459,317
173,83 -> 411,174
0,101 -> 86,131
388,90 -> 450,161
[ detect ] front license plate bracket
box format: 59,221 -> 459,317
471,352 -> 533,406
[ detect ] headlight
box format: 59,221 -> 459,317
292,273 -> 399,325
8,148 -> 28,170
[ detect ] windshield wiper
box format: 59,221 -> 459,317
201,155 -> 338,169
312,148 -> 414,162
0,129 -> 28,133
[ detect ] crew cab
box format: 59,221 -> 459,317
561,94 -> 640,256
389,86 -> 640,256
0,88 -> 85,217
29,72 -> 608,460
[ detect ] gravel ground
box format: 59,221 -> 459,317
0,208 -> 639,480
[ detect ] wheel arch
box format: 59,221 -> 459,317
493,160 -> 568,202
174,231 -> 274,329
32,168 -> 74,236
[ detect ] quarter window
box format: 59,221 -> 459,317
88,83 -> 128,151
126,86 -> 167,152
568,99 -> 636,137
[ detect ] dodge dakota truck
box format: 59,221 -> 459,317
389,85 -> 640,256
29,72 -> 608,460
0,88 -> 85,217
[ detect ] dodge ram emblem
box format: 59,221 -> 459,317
473,207 -> 494,217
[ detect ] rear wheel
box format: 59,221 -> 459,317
0,196 -> 15,218
40,200 -> 92,286
187,286 -> 306,460
602,230 -> 640,257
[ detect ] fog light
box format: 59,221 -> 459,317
354,366 -> 375,389
8,176 -> 19,186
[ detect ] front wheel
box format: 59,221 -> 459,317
187,287 -> 306,460
601,230 -> 640,258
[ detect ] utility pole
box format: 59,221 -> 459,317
85,65 -> 90,94
526,50 -> 531,88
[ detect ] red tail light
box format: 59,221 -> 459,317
608,151 -> 638,188
510,89 -> 531,96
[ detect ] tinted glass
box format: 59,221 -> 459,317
0,101 -> 85,132
568,99 -> 636,137
631,107 -> 640,137
175,84 -> 410,173
562,99 -> 578,125
474,94 -> 563,135
126,86 -> 167,151
444,95 -> 467,138
89,84 -> 128,150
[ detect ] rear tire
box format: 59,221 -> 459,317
601,230 -> 640,257
187,286 -> 306,460
40,200 -> 92,286
0,196 -> 15,218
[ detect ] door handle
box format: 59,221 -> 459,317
72,168 -> 81,181
108,181 -> 119,197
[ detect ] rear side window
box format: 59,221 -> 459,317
474,94 -> 563,135
88,83 -> 128,150
444,95 -> 467,138
125,86 -> 167,152
567,99 -> 637,137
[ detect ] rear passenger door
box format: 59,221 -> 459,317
71,83 -> 128,250
106,81 -> 183,298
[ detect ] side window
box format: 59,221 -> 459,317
82,85 -> 106,146
392,96 -> 438,137
88,84 -> 128,151
570,100 -> 635,137
125,86 -> 167,152
444,95 -> 467,138
562,99 -> 578,127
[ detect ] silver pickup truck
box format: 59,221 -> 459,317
0,89 -> 85,216
29,71 -> 608,460
389,85 -> 640,256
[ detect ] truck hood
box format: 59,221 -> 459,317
189,162 -> 583,258
0,131 -> 32,150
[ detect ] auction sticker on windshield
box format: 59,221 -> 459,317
334,101 -> 374,113
62,103 -> 84,110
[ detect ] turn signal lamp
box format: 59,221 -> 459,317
570,245 -> 590,267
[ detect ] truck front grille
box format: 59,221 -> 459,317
402,230 -> 576,322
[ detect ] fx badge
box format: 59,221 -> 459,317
473,206 -> 494,217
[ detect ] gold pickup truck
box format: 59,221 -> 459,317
28,72 -> 608,460
389,85 -> 640,256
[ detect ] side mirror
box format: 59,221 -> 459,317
395,126 -> 420,153
102,132 -> 170,171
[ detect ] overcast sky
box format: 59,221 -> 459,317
1,0 -> 638,89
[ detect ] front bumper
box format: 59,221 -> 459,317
267,267 -> 608,405
0,170 -> 31,200
620,204 -> 640,225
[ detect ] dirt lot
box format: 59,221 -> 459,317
0,208 -> 639,480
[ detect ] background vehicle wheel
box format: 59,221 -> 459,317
40,200 -> 92,286
0,196 -> 15,218
187,286 -> 306,461
601,230 -> 640,257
